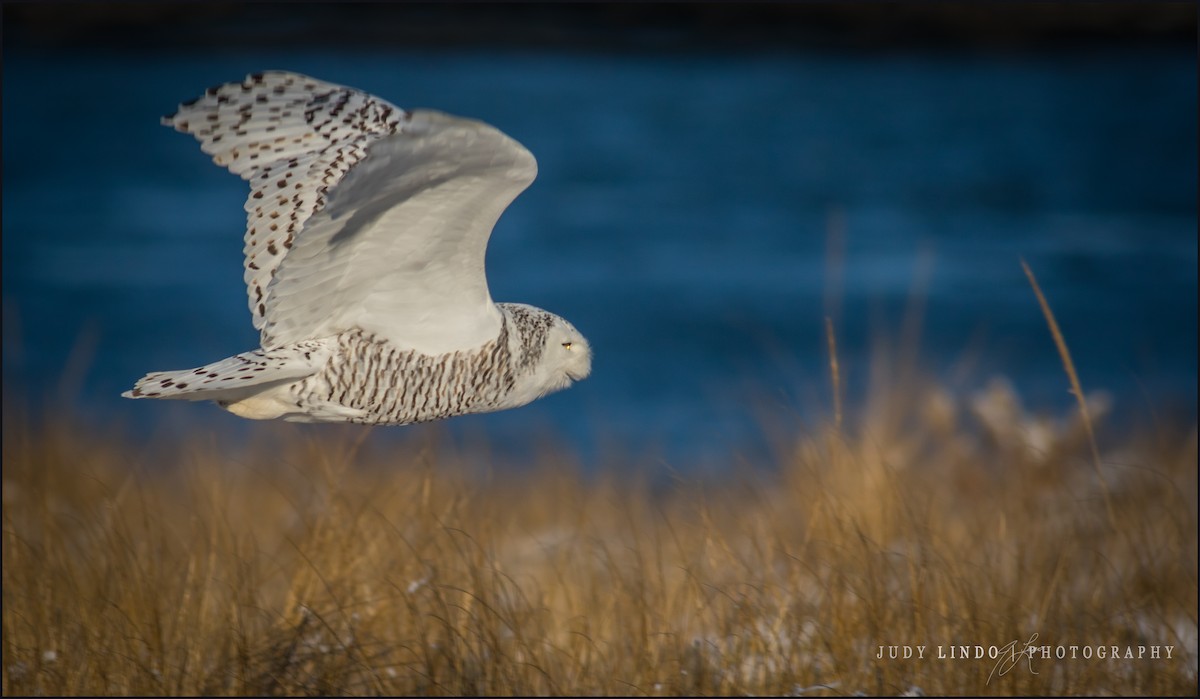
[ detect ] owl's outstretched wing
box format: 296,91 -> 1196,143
163,70 -> 537,353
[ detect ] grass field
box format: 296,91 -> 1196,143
3,366 -> 1196,696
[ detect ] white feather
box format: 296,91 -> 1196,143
266,109 -> 536,353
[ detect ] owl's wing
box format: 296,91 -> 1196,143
163,71 -> 536,353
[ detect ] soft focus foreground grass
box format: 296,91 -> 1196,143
2,387 -> 1196,696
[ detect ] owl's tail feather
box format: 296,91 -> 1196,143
122,345 -> 328,403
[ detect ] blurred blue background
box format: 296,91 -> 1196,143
3,4 -> 1196,469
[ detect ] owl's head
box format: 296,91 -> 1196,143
545,317 -> 592,386
499,303 -> 592,403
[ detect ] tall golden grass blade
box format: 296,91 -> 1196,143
825,316 -> 843,432
1021,258 -> 1117,529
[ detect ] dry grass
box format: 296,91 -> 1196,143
2,372 -> 1196,696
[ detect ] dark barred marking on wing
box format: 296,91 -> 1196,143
162,71 -> 410,346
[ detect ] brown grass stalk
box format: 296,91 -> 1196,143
1021,258 -> 1117,529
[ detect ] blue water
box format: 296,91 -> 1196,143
3,47 -> 1196,468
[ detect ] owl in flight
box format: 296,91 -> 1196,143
123,71 -> 591,424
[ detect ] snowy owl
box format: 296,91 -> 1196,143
123,71 -> 591,424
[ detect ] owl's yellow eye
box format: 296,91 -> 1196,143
562,342 -> 573,350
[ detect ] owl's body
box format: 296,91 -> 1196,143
123,72 -> 591,423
